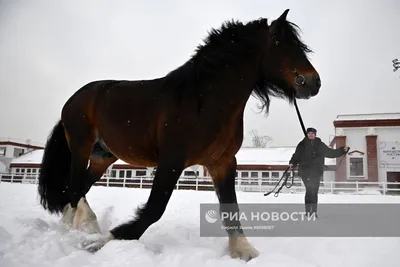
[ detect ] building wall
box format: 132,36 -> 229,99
0,161 -> 5,173
376,127 -> 400,182
0,145 -> 26,171
0,157 -> 12,172
335,126 -> 400,182
0,143 -> 42,171
0,145 -> 26,158
323,170 -> 336,183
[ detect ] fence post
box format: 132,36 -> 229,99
330,181 -> 333,194
196,178 -> 198,191
123,177 -> 126,188
106,176 -> 109,187
140,177 -> 143,188
383,181 -> 386,195
356,181 -> 359,194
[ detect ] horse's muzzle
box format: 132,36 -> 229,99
295,72 -> 321,99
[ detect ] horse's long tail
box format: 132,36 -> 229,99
38,120 -> 71,215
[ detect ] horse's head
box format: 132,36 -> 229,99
262,9 -> 320,100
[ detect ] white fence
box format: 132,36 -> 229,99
1,172 -> 400,195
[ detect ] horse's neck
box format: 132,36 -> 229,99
204,61 -> 260,112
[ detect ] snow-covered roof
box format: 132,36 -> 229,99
237,146 -> 297,165
10,146 -> 337,166
113,146 -> 337,166
335,113 -> 400,121
10,149 -> 44,164
235,146 -> 337,166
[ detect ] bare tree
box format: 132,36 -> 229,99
249,130 -> 272,148
393,59 -> 400,76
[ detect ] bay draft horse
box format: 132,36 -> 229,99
37,9 -> 320,261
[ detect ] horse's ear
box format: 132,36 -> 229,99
277,9 -> 290,21
269,9 -> 290,35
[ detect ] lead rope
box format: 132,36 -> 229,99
294,99 -> 307,136
263,166 -> 295,196
263,99 -> 303,197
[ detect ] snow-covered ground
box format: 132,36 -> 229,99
1,183 -> 399,267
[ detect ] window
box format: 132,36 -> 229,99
13,148 -> 24,157
119,170 -> 125,178
184,171 -> 199,176
126,170 -> 132,178
136,170 -> 147,176
0,147 -> 5,156
241,172 -> 249,178
261,172 -> 270,185
110,170 -> 116,177
349,157 -> 364,176
250,172 -> 259,184
272,172 -> 280,178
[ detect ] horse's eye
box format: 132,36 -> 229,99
276,41 -> 280,46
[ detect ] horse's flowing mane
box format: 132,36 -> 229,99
163,17 -> 312,114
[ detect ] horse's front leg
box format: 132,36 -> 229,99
208,157 -> 259,261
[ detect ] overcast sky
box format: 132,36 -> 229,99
0,0 -> 399,147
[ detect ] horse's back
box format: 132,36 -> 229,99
60,78 -> 165,165
62,78 -> 164,118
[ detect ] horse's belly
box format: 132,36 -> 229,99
96,128 -> 159,167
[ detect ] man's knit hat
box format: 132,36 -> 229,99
307,127 -> 317,133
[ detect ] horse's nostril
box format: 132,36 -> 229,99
316,78 -> 321,88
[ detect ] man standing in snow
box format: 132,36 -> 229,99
289,127 -> 349,217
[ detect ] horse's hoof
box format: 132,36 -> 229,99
229,236 -> 260,261
80,233 -> 114,253
82,240 -> 105,253
230,245 -> 259,261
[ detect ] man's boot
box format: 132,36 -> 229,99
305,203 -> 312,217
310,203 -> 318,219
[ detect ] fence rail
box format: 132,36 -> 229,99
1,172 -> 399,195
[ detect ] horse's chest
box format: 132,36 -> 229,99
205,124 -> 243,159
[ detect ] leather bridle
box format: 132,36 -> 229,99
271,31 -> 311,99
293,68 -> 306,86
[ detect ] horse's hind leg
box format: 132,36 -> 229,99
110,159 -> 184,239
207,157 -> 259,261
83,156 -> 185,252
69,154 -> 117,234
71,150 -> 118,234
83,152 -> 118,195
60,126 -> 102,234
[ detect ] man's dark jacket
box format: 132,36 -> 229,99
289,137 -> 348,177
